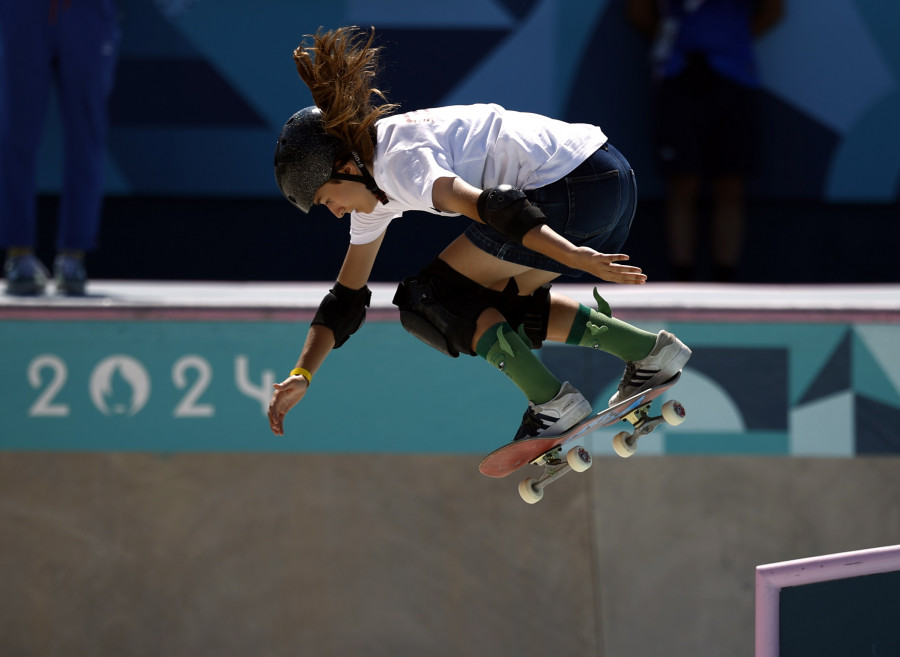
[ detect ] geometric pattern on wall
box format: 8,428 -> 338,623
25,0 -> 899,199
544,323 -> 900,457
792,326 -> 900,455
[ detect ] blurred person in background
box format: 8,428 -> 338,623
626,0 -> 783,281
0,0 -> 120,295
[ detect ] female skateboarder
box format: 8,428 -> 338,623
267,26 -> 690,441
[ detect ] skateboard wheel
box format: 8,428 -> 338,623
612,431 -> 637,458
566,446 -> 592,472
518,478 -> 543,504
662,399 -> 686,426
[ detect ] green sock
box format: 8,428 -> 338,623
476,322 -> 561,404
565,304 -> 658,362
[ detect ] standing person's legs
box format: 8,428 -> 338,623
54,3 -> 119,293
0,1 -> 54,293
55,4 -> 118,252
665,174 -> 702,281
710,174 -> 745,282
708,77 -> 760,283
654,73 -> 706,281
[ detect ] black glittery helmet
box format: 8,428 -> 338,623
273,106 -> 344,213
274,106 -> 389,213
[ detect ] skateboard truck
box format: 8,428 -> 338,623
612,399 -> 686,458
518,444 -> 593,504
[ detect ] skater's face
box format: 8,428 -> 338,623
313,162 -> 378,217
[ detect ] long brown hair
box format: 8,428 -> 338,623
293,26 -> 398,163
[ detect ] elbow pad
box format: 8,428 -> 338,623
476,185 -> 546,244
312,282 -> 372,348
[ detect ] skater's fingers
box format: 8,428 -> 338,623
603,263 -> 647,284
268,410 -> 284,436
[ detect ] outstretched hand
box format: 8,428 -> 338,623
520,227 -> 647,285
267,375 -> 309,436
583,250 -> 647,284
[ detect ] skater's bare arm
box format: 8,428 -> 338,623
267,233 -> 386,435
522,226 -> 647,285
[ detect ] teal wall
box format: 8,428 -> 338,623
3,317 -> 899,455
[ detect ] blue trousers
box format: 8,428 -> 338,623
0,0 -> 119,251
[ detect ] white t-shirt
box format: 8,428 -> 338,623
349,104 -> 607,245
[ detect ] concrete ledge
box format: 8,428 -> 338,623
3,281 -> 899,322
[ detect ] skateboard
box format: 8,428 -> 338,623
479,372 -> 686,504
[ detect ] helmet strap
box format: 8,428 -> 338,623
331,151 -> 388,205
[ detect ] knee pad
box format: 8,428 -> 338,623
485,282 -> 552,349
392,259 -> 486,358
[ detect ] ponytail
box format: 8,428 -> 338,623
293,26 -> 398,163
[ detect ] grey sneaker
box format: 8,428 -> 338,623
513,381 -> 593,441
4,253 -> 49,296
609,331 -> 691,406
54,253 -> 87,296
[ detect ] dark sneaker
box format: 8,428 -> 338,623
54,254 -> 87,296
4,253 -> 49,296
513,381 -> 593,441
608,330 -> 691,406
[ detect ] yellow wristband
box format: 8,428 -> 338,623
290,367 -> 312,384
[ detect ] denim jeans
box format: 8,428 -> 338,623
464,142 -> 638,278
